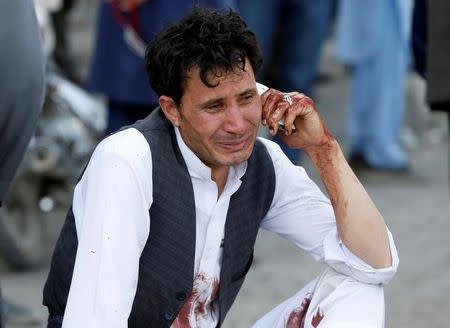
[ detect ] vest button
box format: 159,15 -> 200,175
176,292 -> 187,301
164,311 -> 174,321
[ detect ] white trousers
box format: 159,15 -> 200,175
251,267 -> 385,328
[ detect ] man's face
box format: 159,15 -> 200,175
176,61 -> 261,170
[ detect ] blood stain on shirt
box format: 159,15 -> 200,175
311,307 -> 324,327
171,273 -> 220,328
285,295 -> 311,328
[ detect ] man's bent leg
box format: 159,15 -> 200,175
252,267 -> 385,328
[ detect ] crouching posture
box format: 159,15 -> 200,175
43,7 -> 398,328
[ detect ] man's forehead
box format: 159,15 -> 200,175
181,72 -> 254,107
186,65 -> 252,85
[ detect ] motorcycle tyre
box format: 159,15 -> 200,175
0,176 -> 46,270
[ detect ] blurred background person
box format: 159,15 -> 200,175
0,0 -> 46,326
392,0 -> 447,157
414,0 -> 450,178
88,0 -> 236,136
426,1 -> 450,138
335,0 -> 413,171
50,0 -> 78,81
237,0 -> 334,164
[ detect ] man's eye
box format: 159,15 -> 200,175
206,104 -> 223,112
241,95 -> 254,104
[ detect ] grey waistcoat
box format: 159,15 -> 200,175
43,109 -> 276,327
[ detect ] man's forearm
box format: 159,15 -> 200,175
259,87 -> 392,268
305,139 -> 392,269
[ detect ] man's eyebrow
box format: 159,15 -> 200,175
198,87 -> 258,108
198,97 -> 225,108
237,87 -> 258,97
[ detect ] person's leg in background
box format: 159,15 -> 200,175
237,0 -> 305,162
347,60 -> 371,158
349,57 -> 409,171
273,0 -> 333,164
277,0 -> 333,96
51,0 -> 77,81
426,0 -> 450,183
349,4 -> 409,171
237,0 -> 282,82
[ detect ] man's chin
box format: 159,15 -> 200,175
217,147 -> 254,166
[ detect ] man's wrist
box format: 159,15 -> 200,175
304,138 -> 340,166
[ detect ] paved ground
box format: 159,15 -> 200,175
1,2 -> 449,327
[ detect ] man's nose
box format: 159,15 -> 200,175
223,105 -> 246,133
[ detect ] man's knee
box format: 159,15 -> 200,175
307,268 -> 385,327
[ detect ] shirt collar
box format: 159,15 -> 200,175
174,127 -> 247,181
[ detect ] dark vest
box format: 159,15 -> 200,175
43,109 -> 276,327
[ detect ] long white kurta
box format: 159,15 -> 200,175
62,127 -> 399,328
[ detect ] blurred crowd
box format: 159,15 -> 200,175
37,0 -> 450,170
55,0 -> 448,169
1,0 -> 449,326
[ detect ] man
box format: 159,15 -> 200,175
0,0 -> 45,326
43,8 -> 398,327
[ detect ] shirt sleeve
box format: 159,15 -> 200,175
259,138 -> 398,285
62,128 -> 153,328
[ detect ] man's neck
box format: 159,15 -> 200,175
211,166 -> 229,198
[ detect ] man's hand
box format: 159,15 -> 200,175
260,88 -> 334,154
107,0 -> 148,12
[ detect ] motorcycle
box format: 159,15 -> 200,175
0,0 -> 106,269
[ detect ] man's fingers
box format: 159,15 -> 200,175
268,101 -> 290,135
260,87 -> 276,108
262,89 -> 295,135
281,95 -> 315,135
283,109 -> 299,135
261,89 -> 317,136
261,89 -> 284,125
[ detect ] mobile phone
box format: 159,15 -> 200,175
256,83 -> 296,132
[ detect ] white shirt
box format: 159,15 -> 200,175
62,127 -> 399,328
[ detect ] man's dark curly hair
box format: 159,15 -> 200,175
145,7 -> 263,106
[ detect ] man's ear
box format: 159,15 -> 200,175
159,95 -> 181,127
